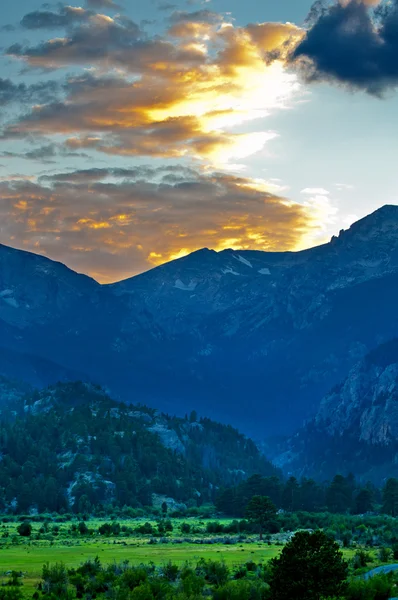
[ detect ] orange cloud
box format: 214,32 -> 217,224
0,7 -> 318,281
0,168 -> 328,283
5,11 -> 302,166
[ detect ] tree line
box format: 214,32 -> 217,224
216,473 -> 398,517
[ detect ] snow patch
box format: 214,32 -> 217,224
233,254 -> 252,268
174,279 -> 197,291
259,268 -> 271,275
3,297 -> 19,308
0,290 -> 13,297
222,267 -> 240,276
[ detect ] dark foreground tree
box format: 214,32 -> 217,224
245,495 -> 276,540
269,530 -> 348,600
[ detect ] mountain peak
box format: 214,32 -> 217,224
333,204 -> 398,244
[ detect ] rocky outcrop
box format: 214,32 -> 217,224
275,340 -> 398,482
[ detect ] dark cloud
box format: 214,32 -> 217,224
6,11 -> 204,73
157,2 -> 177,11
86,0 -> 122,9
0,143 -> 91,163
38,165 -> 200,182
21,6 -> 90,29
0,78 -> 59,107
1,144 -> 56,162
169,9 -> 223,24
293,0 -> 398,95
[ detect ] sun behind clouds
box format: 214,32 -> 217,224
0,3 -> 336,281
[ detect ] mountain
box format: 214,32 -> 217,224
0,381 -> 277,513
1,205 -> 398,436
274,339 -> 398,483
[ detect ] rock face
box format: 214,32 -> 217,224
1,205 -> 398,436
274,339 -> 398,483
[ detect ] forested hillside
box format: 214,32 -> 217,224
0,381 -> 277,514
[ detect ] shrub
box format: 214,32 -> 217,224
135,522 -> 154,535
180,522 -> 191,534
121,567 -> 148,590
352,550 -> 372,569
197,559 -> 229,586
378,547 -> 392,563
345,574 -> 393,600
0,591 -> 24,600
17,521 -> 32,537
78,521 -> 88,535
41,562 -> 69,598
130,584 -> 154,600
161,561 -> 179,582
214,579 -> 271,600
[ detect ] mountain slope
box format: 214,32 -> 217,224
274,339 -> 398,483
1,206 -> 398,436
0,381 -> 277,513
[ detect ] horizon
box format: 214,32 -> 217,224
1,203 -> 395,284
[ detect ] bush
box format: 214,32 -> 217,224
378,547 -> 392,562
130,584 -> 154,600
214,580 -> 270,600
17,521 -> 32,537
207,521 -> 224,534
78,521 -> 88,535
180,522 -> 191,534
197,559 -> 229,586
135,522 -> 154,535
179,570 -> 205,597
352,550 -> 372,569
345,574 -> 394,600
98,522 -> 120,536
0,591 -> 23,600
161,561 -> 179,582
41,563 -> 69,598
121,567 -> 148,590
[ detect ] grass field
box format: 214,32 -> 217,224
0,540 -> 282,594
0,518 -> 360,597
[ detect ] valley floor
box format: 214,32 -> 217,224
0,518 -> 360,596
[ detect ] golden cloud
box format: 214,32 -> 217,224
6,12 -> 303,166
0,7 -> 320,281
0,168 -> 329,283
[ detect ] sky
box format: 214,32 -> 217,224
0,0 -> 398,282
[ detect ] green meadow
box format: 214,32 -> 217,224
0,519 -> 359,596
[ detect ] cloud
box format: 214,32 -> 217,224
169,9 -> 223,24
293,0 -> 398,94
21,6 -> 90,29
0,5 -> 321,280
0,78 -> 59,107
86,0 -> 121,8
1,144 -> 57,163
157,2 -> 177,11
7,14 -> 145,70
4,12 -> 300,165
0,167 -> 326,283
301,187 -> 329,195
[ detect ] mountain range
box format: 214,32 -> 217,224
1,204 -> 398,442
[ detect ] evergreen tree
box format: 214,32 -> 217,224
382,478 -> 398,517
270,530 -> 348,600
245,495 -> 276,540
